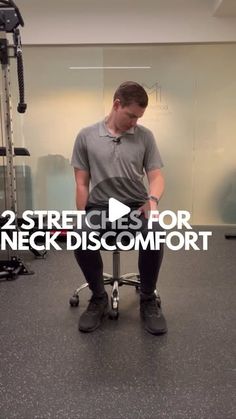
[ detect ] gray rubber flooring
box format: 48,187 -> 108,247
0,227 -> 235,419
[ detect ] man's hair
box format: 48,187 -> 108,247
113,81 -> 148,108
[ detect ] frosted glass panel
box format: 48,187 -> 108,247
6,44 -> 236,224
103,46 -> 196,217
10,46 -> 104,212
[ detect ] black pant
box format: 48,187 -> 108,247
73,208 -> 164,297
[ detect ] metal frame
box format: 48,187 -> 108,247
0,1 -> 45,280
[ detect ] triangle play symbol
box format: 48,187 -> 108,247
108,198 -> 131,222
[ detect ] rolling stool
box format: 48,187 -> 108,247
69,248 -> 160,319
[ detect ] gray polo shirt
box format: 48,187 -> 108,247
71,120 -> 163,207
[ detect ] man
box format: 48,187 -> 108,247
71,81 -> 167,335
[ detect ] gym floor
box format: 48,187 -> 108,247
0,227 -> 235,419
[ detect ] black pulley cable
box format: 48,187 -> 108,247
14,28 -> 27,113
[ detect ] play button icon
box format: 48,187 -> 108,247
108,198 -> 131,222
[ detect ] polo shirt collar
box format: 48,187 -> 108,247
99,119 -> 135,137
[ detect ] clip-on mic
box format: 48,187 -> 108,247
113,137 -> 121,144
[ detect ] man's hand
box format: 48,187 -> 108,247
138,200 -> 159,219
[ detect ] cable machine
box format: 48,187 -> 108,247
0,0 -> 44,280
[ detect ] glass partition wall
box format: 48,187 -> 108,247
4,44 -> 236,225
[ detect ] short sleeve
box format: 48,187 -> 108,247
71,130 -> 90,171
143,129 -> 164,172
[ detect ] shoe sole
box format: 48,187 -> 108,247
78,305 -> 109,333
140,312 -> 168,335
144,324 -> 168,335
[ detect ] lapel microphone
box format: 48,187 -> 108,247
113,137 -> 121,144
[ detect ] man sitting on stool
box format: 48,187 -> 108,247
71,81 -> 167,335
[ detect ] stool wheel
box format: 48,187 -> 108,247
69,295 -> 79,307
109,309 -> 119,320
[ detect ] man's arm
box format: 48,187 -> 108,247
139,169 -> 164,217
74,168 -> 90,210
147,168 -> 164,202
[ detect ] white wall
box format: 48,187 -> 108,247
16,0 -> 236,45
3,2 -> 236,224
8,44 -> 236,224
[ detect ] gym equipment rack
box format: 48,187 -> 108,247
0,1 -> 45,281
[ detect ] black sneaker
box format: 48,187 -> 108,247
79,292 -> 109,332
140,295 -> 167,335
